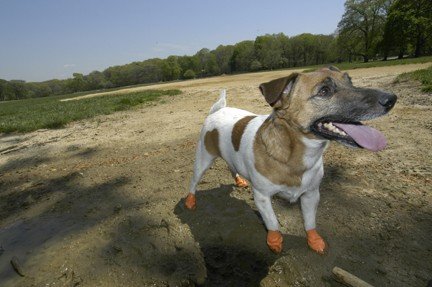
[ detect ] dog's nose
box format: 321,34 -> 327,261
379,93 -> 397,111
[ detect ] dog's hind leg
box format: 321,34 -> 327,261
229,169 -> 249,188
253,188 -> 283,253
185,141 -> 216,210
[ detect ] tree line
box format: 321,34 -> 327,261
1,0 -> 431,101
337,0 -> 432,62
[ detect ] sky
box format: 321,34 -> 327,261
0,0 -> 345,82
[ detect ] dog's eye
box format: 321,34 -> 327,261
318,86 -> 331,97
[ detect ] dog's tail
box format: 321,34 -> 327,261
209,90 -> 227,114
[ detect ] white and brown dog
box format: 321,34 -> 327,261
184,67 -> 397,254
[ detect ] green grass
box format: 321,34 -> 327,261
396,65 -> 432,92
302,56 -> 432,73
0,89 -> 181,133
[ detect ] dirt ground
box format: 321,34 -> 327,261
0,63 -> 431,287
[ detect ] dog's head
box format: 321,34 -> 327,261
259,66 -> 397,151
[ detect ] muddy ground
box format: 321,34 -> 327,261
0,64 -> 431,287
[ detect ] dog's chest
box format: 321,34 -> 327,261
251,136 -> 326,201
279,153 -> 324,201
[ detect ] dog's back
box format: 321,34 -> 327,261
200,91 -> 266,179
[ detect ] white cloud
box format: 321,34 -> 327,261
63,64 -> 76,68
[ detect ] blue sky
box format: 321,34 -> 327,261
0,0 -> 345,82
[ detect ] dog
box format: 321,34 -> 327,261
184,66 -> 397,254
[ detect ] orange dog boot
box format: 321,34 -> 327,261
185,193 -> 196,210
267,230 -> 283,254
306,229 -> 326,254
235,175 -> 248,188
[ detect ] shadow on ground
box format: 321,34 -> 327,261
174,184 -> 304,287
0,147 -> 140,286
0,172 -> 132,286
1,136 -> 431,286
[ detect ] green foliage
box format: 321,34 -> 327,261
337,0 -> 390,62
162,56 -> 182,81
337,0 -> 432,61
230,41 -> 256,72
303,55 -> 432,72
255,34 -> 284,69
213,45 -> 235,74
397,65 -> 432,92
250,60 -> 263,71
382,0 -> 432,58
183,69 -> 196,79
0,90 -> 181,133
194,48 -> 219,77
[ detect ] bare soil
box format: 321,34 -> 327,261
0,63 -> 431,287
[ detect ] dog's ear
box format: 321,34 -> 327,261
259,73 -> 298,107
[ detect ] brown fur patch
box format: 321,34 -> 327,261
254,116 -> 306,187
232,116 -> 256,151
204,129 -> 220,156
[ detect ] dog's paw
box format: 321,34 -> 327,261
235,175 -> 249,188
185,193 -> 196,210
306,229 -> 326,254
267,230 -> 283,254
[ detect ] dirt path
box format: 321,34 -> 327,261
0,63 -> 431,286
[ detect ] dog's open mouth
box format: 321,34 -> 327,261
311,119 -> 387,151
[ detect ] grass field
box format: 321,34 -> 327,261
0,89 -> 181,133
302,55 -> 432,72
396,65 -> 432,92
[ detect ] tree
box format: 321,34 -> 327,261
161,56 -> 182,81
338,0 -> 391,62
69,73 -> 85,92
254,34 -> 283,69
315,35 -> 338,64
9,80 -> 28,99
183,69 -> 196,79
230,41 -> 256,72
250,60 -> 263,71
382,0 -> 432,58
293,33 -> 324,66
0,79 -> 15,101
213,45 -> 234,74
289,34 -> 322,66
85,71 -> 106,90
337,29 -> 363,62
26,82 -> 52,98
194,48 -> 219,77
139,59 -> 164,83
177,56 -> 197,78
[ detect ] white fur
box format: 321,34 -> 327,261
208,90 -> 227,114
189,92 -> 329,233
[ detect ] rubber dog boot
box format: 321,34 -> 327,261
185,193 -> 196,210
235,175 -> 248,188
267,230 -> 283,254
306,229 -> 326,254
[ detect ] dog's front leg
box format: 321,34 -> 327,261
253,189 -> 283,254
300,190 -> 326,254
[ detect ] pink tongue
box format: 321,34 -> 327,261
333,123 -> 387,152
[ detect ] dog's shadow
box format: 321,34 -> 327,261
174,184 -> 304,287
